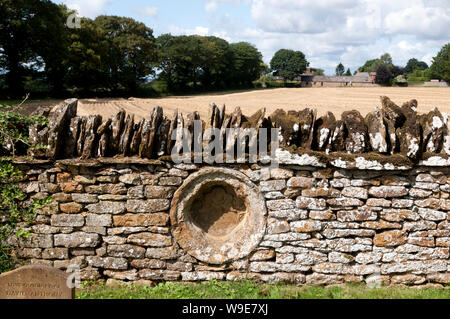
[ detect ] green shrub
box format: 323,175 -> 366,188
0,162 -> 53,273
0,104 -> 48,156
0,104 -> 52,272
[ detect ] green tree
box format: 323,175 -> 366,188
404,58 -> 428,74
64,17 -> 109,95
93,16 -> 157,94
380,53 -> 393,66
359,59 -> 379,72
336,63 -> 345,76
0,0 -> 69,98
228,42 -> 264,87
375,65 -> 392,85
315,69 -> 325,76
270,49 -> 309,82
198,36 -> 232,90
359,53 -> 393,73
430,43 -> 450,82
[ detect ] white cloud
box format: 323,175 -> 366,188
59,0 -> 112,18
139,6 -> 158,18
205,0 -> 249,15
168,26 -> 210,37
205,1 -> 220,14
238,0 -> 450,74
162,0 -> 448,74
384,6 -> 450,39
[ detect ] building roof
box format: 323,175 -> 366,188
310,74 -> 373,83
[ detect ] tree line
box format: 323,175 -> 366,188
0,1 -> 448,100
0,0 -> 265,99
334,46 -> 449,85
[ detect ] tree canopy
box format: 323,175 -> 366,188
358,53 -> 405,86
156,35 -> 263,92
270,49 -> 309,81
430,43 -> 450,82
335,63 -> 345,76
404,58 -> 429,74
0,0 -> 70,97
229,42 -> 264,87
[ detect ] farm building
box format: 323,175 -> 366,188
273,69 -> 378,87
301,71 -> 377,87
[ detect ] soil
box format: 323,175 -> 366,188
189,183 -> 247,237
73,87 -> 450,120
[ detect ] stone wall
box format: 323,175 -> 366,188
22,96 -> 450,164
7,158 -> 450,286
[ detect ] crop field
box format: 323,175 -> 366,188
17,87 -> 450,119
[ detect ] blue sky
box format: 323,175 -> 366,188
53,0 -> 450,75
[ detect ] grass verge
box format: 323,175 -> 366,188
77,280 -> 450,299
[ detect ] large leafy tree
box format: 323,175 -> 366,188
198,36 -> 232,90
64,18 -> 109,95
93,16 -> 157,94
404,58 -> 428,74
157,34 -> 236,91
359,54 -> 393,73
270,49 -> 309,81
375,65 -> 392,85
157,34 -> 204,91
359,53 -> 404,85
228,42 -> 264,87
0,0 -> 69,98
430,43 -> 450,82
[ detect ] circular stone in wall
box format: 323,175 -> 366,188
170,167 -> 267,264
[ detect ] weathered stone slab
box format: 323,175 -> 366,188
0,265 -> 74,299
46,99 -> 78,159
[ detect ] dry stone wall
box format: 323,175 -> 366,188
6,158 -> 450,286
23,96 -> 450,163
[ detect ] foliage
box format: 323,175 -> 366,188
393,75 -> 408,87
407,68 -> 432,84
0,161 -> 52,273
359,59 -> 379,73
0,0 -> 71,98
95,16 -> 157,94
157,35 -> 264,92
228,42 -> 264,87
336,63 -> 345,76
359,53 -> 405,86
64,17 -> 109,95
375,65 -> 392,85
359,53 -> 394,73
404,58 -> 428,74
0,103 -> 48,156
344,68 -> 352,76
0,101 -> 52,272
270,49 -> 309,81
430,43 -> 450,82
77,280 -> 450,300
65,16 -> 157,96
315,69 -> 325,76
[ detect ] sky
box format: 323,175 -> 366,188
53,0 -> 450,75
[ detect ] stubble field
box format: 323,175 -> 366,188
26,87 -> 449,119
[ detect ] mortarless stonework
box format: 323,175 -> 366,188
4,158 -> 450,286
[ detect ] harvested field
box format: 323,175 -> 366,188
75,87 -> 450,119
20,87 -> 448,119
